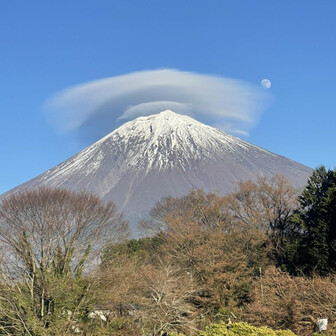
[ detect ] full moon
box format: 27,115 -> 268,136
261,79 -> 271,89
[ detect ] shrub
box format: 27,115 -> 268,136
246,267 -> 336,335
199,322 -> 296,336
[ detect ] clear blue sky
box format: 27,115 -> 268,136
1,1 -> 335,194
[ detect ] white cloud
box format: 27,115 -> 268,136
44,69 -> 270,142
118,101 -> 193,121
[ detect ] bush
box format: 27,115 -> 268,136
246,266 -> 336,335
199,322 -> 296,336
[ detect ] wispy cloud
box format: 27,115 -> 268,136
44,69 -> 270,142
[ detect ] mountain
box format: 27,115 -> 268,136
4,110 -> 312,220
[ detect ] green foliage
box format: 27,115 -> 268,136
288,166 -> 336,274
0,187 -> 127,335
0,272 -> 91,335
103,235 -> 164,262
312,332 -> 336,336
199,322 -> 296,336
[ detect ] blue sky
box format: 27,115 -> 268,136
0,1 -> 335,194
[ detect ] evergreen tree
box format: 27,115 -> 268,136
291,166 -> 336,274
321,176 -> 336,268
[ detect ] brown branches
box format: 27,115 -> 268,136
0,187 -> 129,335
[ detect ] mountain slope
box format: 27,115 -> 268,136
5,110 -> 312,216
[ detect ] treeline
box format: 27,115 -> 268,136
0,166 -> 335,336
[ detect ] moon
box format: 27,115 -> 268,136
261,79 -> 271,89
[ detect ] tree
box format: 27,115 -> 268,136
96,248 -> 197,336
225,175 -> 299,267
0,187 -> 128,335
246,266 -> 336,335
149,189 -> 232,233
139,262 -> 197,336
225,175 -> 298,236
147,190 -> 271,318
291,166 -> 336,274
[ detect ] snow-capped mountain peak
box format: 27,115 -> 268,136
98,110 -> 256,171
4,110 -> 312,221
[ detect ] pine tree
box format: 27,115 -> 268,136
292,166 -> 336,274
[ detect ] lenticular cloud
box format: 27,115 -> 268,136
44,69 -> 269,142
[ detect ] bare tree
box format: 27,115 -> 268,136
246,266 -> 336,335
0,187 -> 129,335
139,261 -> 197,336
225,175 -> 299,254
146,189 -> 233,236
95,251 -> 197,335
147,191 -> 271,319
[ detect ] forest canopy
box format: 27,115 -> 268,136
0,166 -> 335,336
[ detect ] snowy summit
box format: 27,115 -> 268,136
5,110 -> 312,221
99,110 -> 259,171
